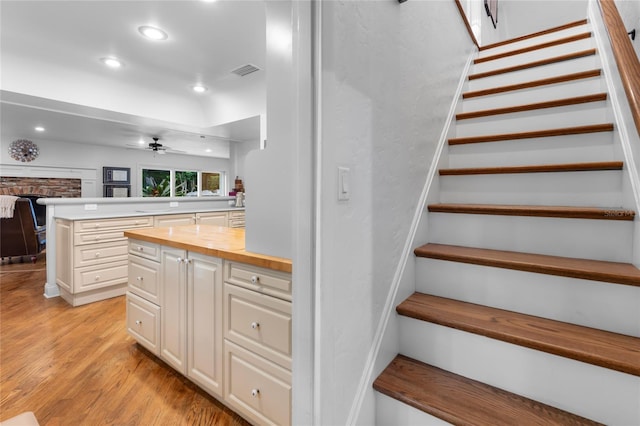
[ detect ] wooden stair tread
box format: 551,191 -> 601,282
414,243 -> 640,287
448,123 -> 614,145
480,19 -> 589,52
397,293 -> 640,376
439,161 -> 623,175
456,93 -> 607,121
463,70 -> 602,99
427,203 -> 635,221
373,355 -> 603,426
469,49 -> 596,81
475,32 -> 592,64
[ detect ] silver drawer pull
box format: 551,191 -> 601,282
136,276 -> 143,281
135,320 -> 142,325
184,258 -> 192,265
251,389 -> 260,398
251,322 -> 260,330
177,257 -> 183,263
250,275 -> 259,284
137,246 -> 144,251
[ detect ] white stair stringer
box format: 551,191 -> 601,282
398,316 -> 640,426
415,257 -> 640,337
476,22 -> 591,59
439,170 -> 624,207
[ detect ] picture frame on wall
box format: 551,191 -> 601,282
104,184 -> 131,198
103,166 -> 130,184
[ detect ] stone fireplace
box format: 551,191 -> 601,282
0,177 -> 81,198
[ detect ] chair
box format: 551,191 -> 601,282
0,198 -> 46,263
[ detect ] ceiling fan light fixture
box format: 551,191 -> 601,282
34,126 -> 45,132
138,25 -> 168,41
100,57 -> 123,69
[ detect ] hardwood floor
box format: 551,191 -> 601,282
0,255 -> 249,425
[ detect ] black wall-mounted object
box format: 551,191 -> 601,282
398,0 -> 408,3
629,29 -> 636,41
103,166 -> 131,184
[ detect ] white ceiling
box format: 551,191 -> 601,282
0,0 -> 266,158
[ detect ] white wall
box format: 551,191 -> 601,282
230,138 -> 260,188
480,0 -> 588,46
0,137 -> 231,197
615,0 -> 640,60
316,1 -> 473,424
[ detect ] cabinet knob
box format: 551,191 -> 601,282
251,389 -> 260,398
137,246 -> 144,252
250,275 -> 259,284
251,322 -> 260,330
136,276 -> 143,281
94,275 -> 100,281
95,252 -> 100,257
184,258 -> 192,264
135,320 -> 142,325
177,257 -> 183,263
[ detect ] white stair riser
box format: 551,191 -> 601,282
477,24 -> 591,58
448,132 -> 615,168
427,213 -> 632,262
467,55 -> 599,92
398,317 -> 640,426
376,393 -> 451,426
462,77 -> 604,112
439,170 -> 624,207
472,37 -> 595,75
415,258 -> 640,336
455,103 -> 609,137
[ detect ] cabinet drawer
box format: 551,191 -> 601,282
129,256 -> 160,304
126,292 -> 161,356
75,216 -> 153,233
224,340 -> 291,426
196,212 -> 227,226
153,214 -> 195,228
74,230 -> 127,245
73,240 -> 128,268
129,240 -> 160,261
224,284 -> 291,369
225,263 -> 292,302
74,260 -> 128,293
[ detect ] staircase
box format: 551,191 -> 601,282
373,19 -> 640,425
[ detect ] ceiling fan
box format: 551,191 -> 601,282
126,136 -> 185,154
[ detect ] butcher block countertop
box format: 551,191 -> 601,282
124,225 -> 292,273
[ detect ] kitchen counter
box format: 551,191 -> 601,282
124,225 -> 292,273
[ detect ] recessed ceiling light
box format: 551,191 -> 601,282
138,26 -> 169,41
192,84 -> 208,93
205,149 -> 212,153
34,126 -> 45,132
100,57 -> 123,68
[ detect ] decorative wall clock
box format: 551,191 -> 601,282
9,139 -> 39,162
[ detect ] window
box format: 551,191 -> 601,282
141,168 -> 225,197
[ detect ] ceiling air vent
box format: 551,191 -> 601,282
231,64 -> 260,77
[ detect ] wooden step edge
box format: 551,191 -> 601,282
397,293 -> 640,377
413,243 -> 640,287
463,70 -> 602,99
475,32 -> 592,65
480,19 -> 589,52
439,161 -> 623,175
448,123 -> 614,145
427,203 -> 635,221
468,49 -> 596,81
373,355 -> 603,426
456,93 -> 607,121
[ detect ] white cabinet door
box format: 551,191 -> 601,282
154,214 -> 195,228
187,252 -> 223,397
160,247 -> 187,374
196,212 -> 228,226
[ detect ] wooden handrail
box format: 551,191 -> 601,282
454,0 -> 480,48
598,0 -> 640,137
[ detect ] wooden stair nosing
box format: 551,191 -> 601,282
414,243 -> 640,287
468,49 -> 597,81
427,203 -> 635,221
448,123 -> 614,145
439,161 -> 623,175
373,355 -> 602,426
463,69 -> 602,99
456,93 -> 607,121
474,32 -> 592,65
480,19 -> 589,52
396,293 -> 640,377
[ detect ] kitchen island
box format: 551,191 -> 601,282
124,225 -> 292,426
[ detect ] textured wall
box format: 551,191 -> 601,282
317,1 -> 474,424
0,177 -> 81,197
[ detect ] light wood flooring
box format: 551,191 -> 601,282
0,254 -> 249,425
